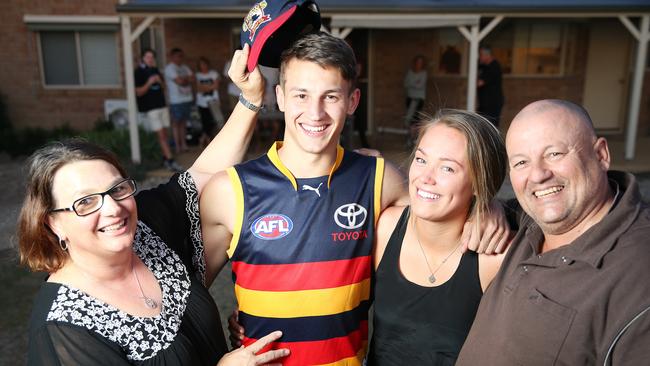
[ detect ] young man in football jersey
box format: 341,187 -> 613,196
200,32 -> 406,365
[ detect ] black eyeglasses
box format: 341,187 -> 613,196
50,179 -> 137,217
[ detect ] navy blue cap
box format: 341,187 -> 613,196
241,0 -> 321,72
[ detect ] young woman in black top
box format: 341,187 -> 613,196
368,110 -> 509,365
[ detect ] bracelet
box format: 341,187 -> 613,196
238,93 -> 263,113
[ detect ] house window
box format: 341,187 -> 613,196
483,20 -> 567,76
39,30 -> 119,86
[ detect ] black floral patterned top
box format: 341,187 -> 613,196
27,172 -> 228,365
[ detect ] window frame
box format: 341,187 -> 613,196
485,20 -> 571,79
37,30 -> 121,89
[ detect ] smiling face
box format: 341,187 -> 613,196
506,102 -> 611,235
409,124 -> 474,223
276,58 -> 359,156
47,160 -> 137,260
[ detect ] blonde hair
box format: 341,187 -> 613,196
410,109 -> 507,230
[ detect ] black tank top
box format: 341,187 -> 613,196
368,207 -> 483,366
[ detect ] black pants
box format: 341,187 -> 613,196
477,103 -> 502,127
198,107 -> 216,137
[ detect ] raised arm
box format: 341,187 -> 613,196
187,44 -> 265,194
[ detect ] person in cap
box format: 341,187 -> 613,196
20,45 -> 288,366
201,28 -> 404,366
456,99 -> 650,365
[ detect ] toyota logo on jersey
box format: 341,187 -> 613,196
251,214 -> 293,240
334,203 -> 367,230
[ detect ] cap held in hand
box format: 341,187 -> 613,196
240,0 -> 321,72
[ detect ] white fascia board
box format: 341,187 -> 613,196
23,15 -> 120,24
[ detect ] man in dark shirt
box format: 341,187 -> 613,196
477,45 -> 504,127
134,48 -> 182,172
457,99 -> 650,365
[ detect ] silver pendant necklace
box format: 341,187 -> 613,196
412,216 -> 463,284
133,261 -> 158,309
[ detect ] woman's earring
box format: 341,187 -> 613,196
57,236 -> 68,251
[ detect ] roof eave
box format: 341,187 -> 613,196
115,4 -> 650,16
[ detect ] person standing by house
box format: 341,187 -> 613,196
223,58 -> 241,118
257,65 -> 283,144
134,49 -> 182,172
477,45 -> 504,127
404,55 -> 427,145
165,48 -> 194,153
195,57 -> 224,147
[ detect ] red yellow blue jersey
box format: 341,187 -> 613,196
226,142 -> 384,365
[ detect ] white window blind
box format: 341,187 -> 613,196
80,32 -> 118,85
40,30 -> 119,87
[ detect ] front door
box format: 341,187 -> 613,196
582,19 -> 631,132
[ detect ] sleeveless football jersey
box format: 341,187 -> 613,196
226,142 -> 384,366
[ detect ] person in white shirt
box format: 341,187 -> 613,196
164,48 -> 194,153
223,59 -> 241,117
195,57 -> 224,147
404,55 -> 427,145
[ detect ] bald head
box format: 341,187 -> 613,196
508,99 -> 596,146
505,99 -> 612,240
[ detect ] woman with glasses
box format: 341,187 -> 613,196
18,45 -> 287,366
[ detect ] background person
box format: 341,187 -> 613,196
165,48 -> 194,153
256,65 -> 283,145
457,99 -> 650,365
195,57 -> 224,147
134,49 -> 182,172
223,58 -> 242,118
477,45 -> 504,127
404,55 -> 427,145
368,110 -> 508,365
19,45 -> 287,366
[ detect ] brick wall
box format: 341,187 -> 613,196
0,0 -> 125,131
371,29 -> 437,130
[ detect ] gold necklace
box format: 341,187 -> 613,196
412,216 -> 463,284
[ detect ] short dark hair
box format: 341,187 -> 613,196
479,45 -> 492,55
18,139 -> 127,273
279,32 -> 358,92
197,56 -> 210,69
142,48 -> 156,58
170,48 -> 184,56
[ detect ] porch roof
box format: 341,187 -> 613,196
116,0 -> 650,15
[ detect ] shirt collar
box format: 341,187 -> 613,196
266,141 -> 345,191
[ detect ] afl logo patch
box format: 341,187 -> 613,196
334,203 -> 367,230
251,214 -> 293,240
